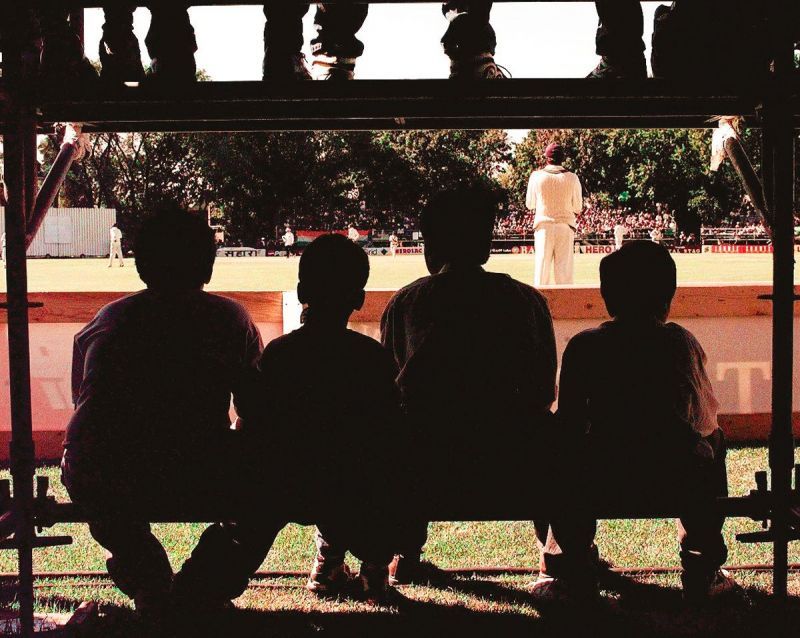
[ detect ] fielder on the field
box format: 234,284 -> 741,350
613,222 -> 626,251
389,232 -> 399,257
282,226 -> 296,258
108,223 -> 124,267
526,143 -> 583,286
347,224 -> 360,243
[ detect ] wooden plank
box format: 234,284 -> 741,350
0,291 -> 284,324
351,285 -> 780,322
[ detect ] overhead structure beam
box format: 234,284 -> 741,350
15,79 -> 780,133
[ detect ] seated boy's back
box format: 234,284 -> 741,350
253,323 -> 399,507
559,317 -> 718,487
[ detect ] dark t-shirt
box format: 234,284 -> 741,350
381,265 -> 557,429
557,319 -> 719,494
380,266 -> 557,509
65,289 -> 262,475
243,323 -> 401,511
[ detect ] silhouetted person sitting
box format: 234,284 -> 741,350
61,205 -> 262,613
172,234 -> 403,605
381,186 -> 557,584
535,241 -> 735,604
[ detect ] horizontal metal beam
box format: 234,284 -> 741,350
31,0 -> 671,6
6,78 -> 794,133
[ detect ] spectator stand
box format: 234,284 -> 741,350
0,1 -> 798,635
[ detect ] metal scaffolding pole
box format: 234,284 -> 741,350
2,6 -> 38,635
766,0 -> 797,600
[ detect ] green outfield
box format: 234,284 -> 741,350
0,252 -> 791,293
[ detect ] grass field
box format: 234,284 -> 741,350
0,447 -> 798,636
1,252 -> 793,293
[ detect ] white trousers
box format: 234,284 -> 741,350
534,223 -> 575,286
109,241 -> 124,266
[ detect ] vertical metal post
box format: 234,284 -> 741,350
766,0 -> 797,600
2,5 -> 38,636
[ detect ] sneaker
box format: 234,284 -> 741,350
530,574 -> 599,605
357,563 -> 409,606
586,56 -> 647,80
146,54 -> 197,85
99,33 -> 146,84
306,558 -> 354,596
263,53 -> 312,82
681,568 -> 741,604
449,53 -> 510,80
388,556 -> 451,586
311,55 -> 356,81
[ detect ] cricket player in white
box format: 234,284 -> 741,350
526,143 -> 583,285
282,226 -> 296,258
347,225 -> 360,243
614,223 -> 626,251
389,232 -> 399,257
108,223 -> 124,267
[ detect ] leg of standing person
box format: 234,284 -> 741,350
38,7 -> 98,85
172,519 -> 288,606
441,2 -> 505,79
115,242 -> 125,267
108,243 -> 114,268
100,5 -> 145,83
310,3 -> 369,80
678,429 -> 733,601
553,225 -> 575,285
588,0 -> 646,79
388,520 -> 436,584
534,224 -> 553,286
263,3 -> 312,80
144,3 -> 197,83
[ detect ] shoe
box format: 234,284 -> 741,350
99,33 -> 146,84
530,574 -> 599,605
358,562 -> 404,606
40,51 -> 99,88
388,556 -> 451,586
681,568 -> 741,604
306,558 -> 355,596
312,55 -> 356,81
264,53 -> 312,81
449,53 -> 510,80
146,54 -> 197,85
586,55 -> 647,80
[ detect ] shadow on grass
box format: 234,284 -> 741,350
7,579 -> 800,638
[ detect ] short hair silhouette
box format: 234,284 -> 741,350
600,240 -> 677,319
298,233 -> 369,310
420,186 -> 498,267
134,204 -> 216,289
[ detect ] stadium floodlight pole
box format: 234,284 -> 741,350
2,11 -> 38,636
766,0 -> 797,601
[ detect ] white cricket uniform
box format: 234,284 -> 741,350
109,227 -> 124,267
348,227 -> 360,242
526,165 -> 583,286
389,234 -> 399,256
614,224 -> 626,251
283,231 -> 295,257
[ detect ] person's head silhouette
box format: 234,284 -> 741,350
134,203 -> 216,291
298,233 -> 369,324
600,240 -> 677,321
420,186 -> 498,275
